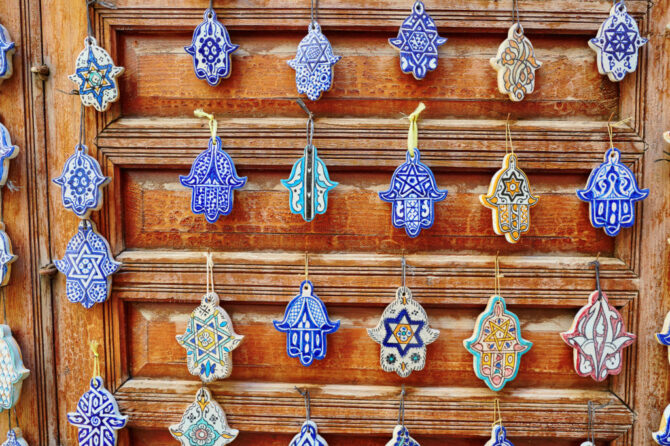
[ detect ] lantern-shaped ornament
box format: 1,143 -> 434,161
491,24 -> 541,102
69,37 -> 124,112
0,123 -> 18,187
0,23 -> 15,84
170,387 -> 238,446
1,429 -> 28,446
0,224 -> 17,287
290,389 -> 328,446
0,325 -> 28,411
486,425 -> 514,446
656,311 -> 670,365
654,403 -> 670,445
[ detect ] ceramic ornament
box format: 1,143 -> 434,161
55,220 -> 121,309
368,286 -> 439,378
0,24 -> 15,84
577,147 -> 648,236
67,376 -> 127,446
480,153 -> 538,243
274,280 -> 340,367
385,425 -> 419,446
485,425 -> 514,446
490,24 -> 541,102
464,296 -> 532,391
177,292 -> 243,383
290,421 -> 328,446
1,429 -> 28,446
69,37 -> 124,112
653,403 -> 670,445
0,123 -> 18,186
185,8 -> 239,86
389,1 -> 447,80
589,1 -> 647,82
0,325 -> 28,411
288,22 -> 341,101
0,225 -> 17,287
379,148 -> 447,238
656,311 -> 670,364
53,144 -> 110,219
561,290 -> 635,381
170,387 -> 238,446
180,136 -> 246,224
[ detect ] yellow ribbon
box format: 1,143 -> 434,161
194,109 -> 218,139
492,398 -> 503,427
406,102 -> 426,157
90,340 -> 101,378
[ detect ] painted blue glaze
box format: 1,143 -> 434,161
0,24 -> 15,81
386,425 -> 419,446
486,425 -> 514,446
0,123 -> 18,187
1,429 -> 28,446
69,38 -> 124,112
0,228 -> 17,287
654,404 -> 670,445
289,421 -> 328,446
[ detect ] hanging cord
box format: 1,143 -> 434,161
1,287 -> 6,325
296,98 -> 314,147
492,398 -> 503,427
0,188 -> 3,234
494,252 -> 504,296
607,114 -> 633,149
209,0 -> 214,12
401,254 -> 406,290
78,103 -> 86,151
504,116 -> 515,155
295,387 -> 311,421
397,384 -> 406,427
194,109 -> 218,140
90,340 -> 101,377
587,401 -> 595,444
406,103 -> 426,158
205,252 -> 215,296
588,255 -> 603,302
310,0 -> 319,26
512,0 -> 522,33
85,0 -> 117,41
304,252 -> 309,282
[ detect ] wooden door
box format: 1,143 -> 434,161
21,0 -> 669,444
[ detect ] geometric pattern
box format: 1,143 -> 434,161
464,295 -> 532,391
0,325 -> 29,411
654,403 -> 670,445
577,147 -> 648,237
480,153 -> 538,243
368,286 -> 439,378
55,220 -> 121,309
389,1 -> 447,80
490,24 -> 542,102
69,37 -> 124,112
0,122 -> 18,187
52,144 -> 110,219
385,425 -> 420,446
67,377 -> 128,446
170,387 -> 238,446
176,292 -> 243,383
0,23 -> 15,84
0,226 -> 17,287
589,1 -> 647,82
485,425 -> 514,446
656,311 -> 670,365
379,148 -> 447,238
561,290 -> 635,381
288,22 -> 341,101
274,280 -> 340,367
180,136 -> 246,224
1,428 -> 28,446
281,144 -> 337,222
185,8 -> 239,86
289,421 -> 328,446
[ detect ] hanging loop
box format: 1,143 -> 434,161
310,0 -> 318,26
195,109 -> 218,140
512,0 -> 522,33
205,252 -> 215,296
397,384 -> 406,426
304,252 -> 309,282
607,114 -> 633,149
85,0 -> 117,39
401,255 -> 406,290
406,103 -> 426,158
492,398 -> 503,427
504,118 -> 515,155
295,387 -> 311,421
296,98 -> 315,147
494,251 -> 504,295
90,340 -> 101,377
588,258 -> 602,301
78,103 -> 86,148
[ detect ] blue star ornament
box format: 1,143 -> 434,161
589,1 -> 647,82
185,8 -> 239,86
485,425 -> 514,446
281,144 -> 337,222
0,123 -> 18,187
386,425 -> 419,446
577,147 -> 648,236
53,144 -> 110,219
0,225 -> 17,287
0,325 -> 29,411
1,429 -> 28,446
67,377 -> 127,446
379,148 -> 447,238
288,22 -> 341,101
290,421 -> 328,446
55,220 -> 121,309
274,280 -> 340,367
180,136 -> 246,223
390,1 -> 446,80
654,403 -> 670,445
69,37 -> 124,112
0,23 -> 15,84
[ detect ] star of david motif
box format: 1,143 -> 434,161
0,123 -> 18,187
501,174 -> 523,201
289,421 -> 328,446
1,428 -> 28,446
385,425 -> 419,446
383,309 -> 425,356
654,403 -> 670,445
485,425 -> 514,446
0,325 -> 29,411
69,38 -> 124,112
604,23 -> 637,60
0,227 -> 17,287
67,377 -> 127,446
0,23 -> 15,83
170,387 -> 238,446
55,220 -> 121,309
177,292 -> 243,383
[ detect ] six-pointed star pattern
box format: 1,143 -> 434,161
382,309 -> 426,356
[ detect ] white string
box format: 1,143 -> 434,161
205,252 -> 215,295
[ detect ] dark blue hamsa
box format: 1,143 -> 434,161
274,280 -> 340,367
577,147 -> 648,236
0,23 -> 15,84
180,136 -> 246,223
390,1 -> 447,80
185,8 -> 239,86
379,148 -> 447,238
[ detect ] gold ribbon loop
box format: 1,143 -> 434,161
194,108 -> 218,139
406,102 -> 426,157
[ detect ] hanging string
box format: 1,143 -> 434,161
194,109 -> 218,140
492,398 -> 503,427
401,255 -> 406,290
1,287 -> 6,325
84,0 -> 117,41
209,0 -> 214,12
304,252 -> 309,282
512,0 -> 522,32
296,98 -> 314,147
205,252 -> 215,296
310,0 -> 318,26
607,114 -> 633,149
295,387 -> 311,421
504,117 -> 515,155
587,401 -> 595,444
78,103 -> 86,150
397,384 -> 406,427
7,409 -> 10,430
588,257 -> 603,302
494,252 -> 503,296
406,103 -> 426,158
90,340 -> 101,377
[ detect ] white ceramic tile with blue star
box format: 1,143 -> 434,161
0,23 -> 15,85
0,123 -> 18,187
0,325 -> 29,411
69,37 -> 124,112
1,429 -> 28,446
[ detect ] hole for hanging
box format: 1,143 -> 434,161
413,1 -> 425,15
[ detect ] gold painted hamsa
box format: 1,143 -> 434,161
490,24 -> 542,102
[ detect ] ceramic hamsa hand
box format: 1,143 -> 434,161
177,292 -> 243,383
1,429 -> 28,446
385,425 -> 419,446
290,421 -> 328,446
185,8 -> 239,86
589,1 -> 647,82
170,387 -> 238,446
0,123 -> 18,186
490,24 -> 541,102
0,325 -> 29,411
561,290 -> 635,381
480,153 -> 538,243
0,224 -> 17,287
368,287 -> 439,378
485,425 -> 514,446
656,311 -> 670,365
464,295 -> 531,391
654,403 -> 670,445
69,37 -> 124,112
0,23 -> 15,85
577,147 -> 648,236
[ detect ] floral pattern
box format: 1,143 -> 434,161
490,24 -> 541,102
185,9 -> 238,86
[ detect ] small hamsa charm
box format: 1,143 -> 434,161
654,404 -> 670,445
180,136 -> 246,223
656,312 -> 670,365
290,421 -> 328,446
486,425 -> 514,446
368,287 -> 439,378
481,153 -> 538,243
379,148 -> 447,238
0,23 -> 15,85
67,376 -> 127,446
55,220 -> 121,309
0,123 -> 18,186
386,425 -> 419,446
561,290 -> 635,381
0,325 -> 29,410
185,8 -> 239,86
53,144 -> 110,219
0,224 -> 17,287
1,429 -> 28,446
274,280 -> 340,367
281,144 -> 337,222
464,295 -> 532,391
589,1 -> 647,82
490,24 -> 542,102
577,147 -> 648,236
288,22 -> 341,101
69,37 -> 124,112
389,1 -> 447,80
170,387 -> 238,446
177,292 -> 243,383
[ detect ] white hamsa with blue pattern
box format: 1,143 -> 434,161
386,425 -> 419,446
486,425 -> 514,446
390,1 -> 446,80
290,421 -> 328,446
69,37 -> 124,112
654,403 -> 670,445
0,225 -> 17,287
1,429 -> 28,446
0,325 -> 28,411
0,23 -> 15,84
185,8 -> 239,86
0,123 -> 18,186
288,22 -> 341,101
282,144 -> 337,222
